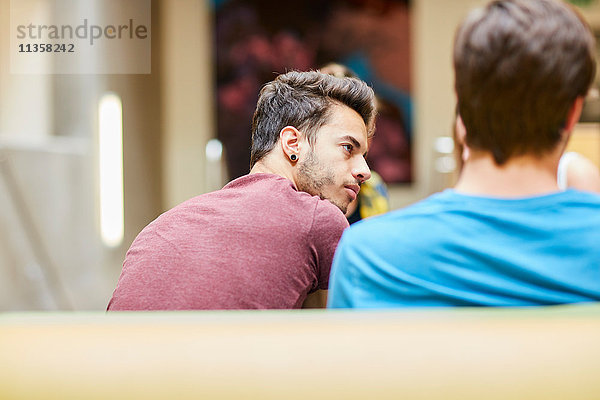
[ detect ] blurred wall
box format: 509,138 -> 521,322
0,0 -> 166,310
160,0 -> 215,209
389,0 -> 482,208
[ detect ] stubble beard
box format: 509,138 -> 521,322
296,151 -> 347,213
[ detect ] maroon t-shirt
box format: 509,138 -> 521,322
107,173 -> 349,310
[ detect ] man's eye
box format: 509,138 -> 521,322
342,144 -> 353,153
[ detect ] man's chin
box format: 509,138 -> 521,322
325,197 -> 348,214
310,189 -> 348,214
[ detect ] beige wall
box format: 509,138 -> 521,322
569,124 -> 600,168
160,0 -> 215,209
0,0 -> 52,138
573,2 -> 600,169
387,0 -> 482,208
0,0 -> 163,310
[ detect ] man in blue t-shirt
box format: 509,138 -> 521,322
328,0 -> 600,308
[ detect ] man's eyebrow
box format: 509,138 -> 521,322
342,135 -> 362,150
341,135 -> 368,157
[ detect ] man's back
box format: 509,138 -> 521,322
108,173 -> 347,310
329,189 -> 600,308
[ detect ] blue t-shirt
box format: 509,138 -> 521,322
328,189 -> 600,308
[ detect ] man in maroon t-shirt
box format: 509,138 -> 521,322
108,71 -> 377,310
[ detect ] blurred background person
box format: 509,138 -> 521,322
557,151 -> 600,192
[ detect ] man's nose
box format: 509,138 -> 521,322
352,157 -> 371,183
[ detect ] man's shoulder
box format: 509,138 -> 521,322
346,191 -> 452,232
560,188 -> 600,205
308,198 -> 349,236
344,188 -> 600,242
240,174 -> 348,227
223,173 -> 292,191
313,195 -> 347,217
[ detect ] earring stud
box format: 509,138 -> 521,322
290,154 -> 298,161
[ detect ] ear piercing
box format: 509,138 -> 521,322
290,154 -> 298,162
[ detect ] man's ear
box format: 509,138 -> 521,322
455,115 -> 467,145
564,96 -> 585,133
455,115 -> 470,162
280,126 -> 303,162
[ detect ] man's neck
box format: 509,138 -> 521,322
249,156 -> 296,188
454,150 -> 561,198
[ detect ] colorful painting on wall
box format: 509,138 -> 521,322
214,0 -> 413,184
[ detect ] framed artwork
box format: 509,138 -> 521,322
213,0 -> 413,184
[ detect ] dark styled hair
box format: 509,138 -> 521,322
250,70 -> 377,167
454,0 -> 596,164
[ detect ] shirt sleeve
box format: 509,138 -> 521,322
309,201 -> 349,291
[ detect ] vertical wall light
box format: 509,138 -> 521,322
98,93 -> 124,247
205,139 -> 224,192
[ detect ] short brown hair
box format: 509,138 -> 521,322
454,0 -> 596,164
250,70 -> 377,167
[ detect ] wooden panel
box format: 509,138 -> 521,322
1,306 -> 599,399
